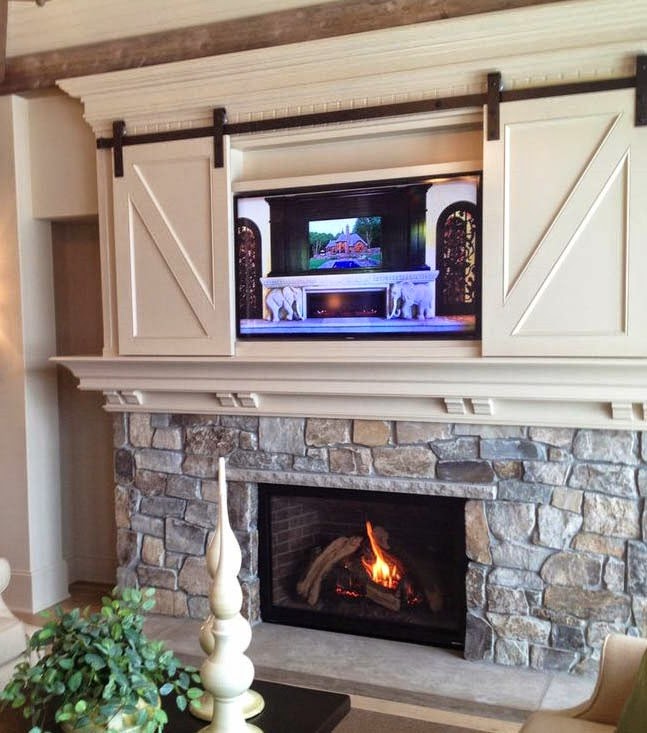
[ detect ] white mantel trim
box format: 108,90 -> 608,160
54,355 -> 647,430
58,0 -> 647,136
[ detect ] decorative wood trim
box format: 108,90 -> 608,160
54,355 -> 647,430
1,0 -> 572,94
611,402 -> 634,421
444,398 -> 468,415
471,398 -> 495,416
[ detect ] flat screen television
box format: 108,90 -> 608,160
234,172 -> 481,340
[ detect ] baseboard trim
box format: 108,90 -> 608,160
6,559 -> 69,613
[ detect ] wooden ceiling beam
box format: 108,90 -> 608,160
1,0 -> 572,95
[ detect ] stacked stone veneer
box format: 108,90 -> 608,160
113,413 -> 647,673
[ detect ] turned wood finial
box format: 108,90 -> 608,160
197,457 -> 263,733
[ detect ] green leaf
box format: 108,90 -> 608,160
176,695 -> 187,712
187,687 -> 203,700
58,657 -> 74,670
68,671 -> 83,692
74,699 -> 87,714
36,627 -> 54,641
84,653 -> 107,670
158,682 -> 173,696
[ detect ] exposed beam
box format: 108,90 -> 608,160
1,0 -> 572,95
0,0 -> 7,83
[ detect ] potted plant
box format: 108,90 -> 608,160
0,586 -> 203,733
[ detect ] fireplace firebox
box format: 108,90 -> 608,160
258,484 -> 467,648
307,290 -> 386,319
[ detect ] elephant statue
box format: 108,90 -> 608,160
388,282 -> 403,318
389,281 -> 435,320
266,286 -> 304,322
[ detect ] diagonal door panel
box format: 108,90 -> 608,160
127,164 -> 218,331
500,108 -> 628,332
504,112 -> 617,295
512,153 -> 628,336
134,157 -> 215,302
129,200 -> 207,338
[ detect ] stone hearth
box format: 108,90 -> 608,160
113,413 -> 647,673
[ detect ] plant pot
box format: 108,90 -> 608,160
60,697 -> 160,733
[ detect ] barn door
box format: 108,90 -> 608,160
482,89 -> 647,356
113,137 -> 234,355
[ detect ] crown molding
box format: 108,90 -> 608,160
58,0 -> 647,137
4,0 -> 573,94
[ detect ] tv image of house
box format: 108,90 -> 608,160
308,217 -> 383,270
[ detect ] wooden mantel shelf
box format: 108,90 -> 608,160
53,353 -> 647,430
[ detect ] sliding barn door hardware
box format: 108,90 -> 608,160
486,72 -> 502,141
636,55 -> 647,126
112,120 -> 126,178
101,58 -> 647,175
213,107 -> 227,168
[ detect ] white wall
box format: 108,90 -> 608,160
0,96 -> 68,612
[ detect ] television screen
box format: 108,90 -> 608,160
234,173 -> 481,340
308,217 -> 383,270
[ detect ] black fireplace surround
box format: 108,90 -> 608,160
258,484 -> 467,648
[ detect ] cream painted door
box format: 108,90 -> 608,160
482,89 -> 647,357
113,137 -> 234,355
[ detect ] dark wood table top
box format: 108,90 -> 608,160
1,679 -> 350,733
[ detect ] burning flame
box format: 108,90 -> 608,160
361,521 -> 402,590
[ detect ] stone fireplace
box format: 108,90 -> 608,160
113,412 -> 647,674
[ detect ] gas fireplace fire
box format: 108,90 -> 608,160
298,520 -> 434,615
258,484 -> 467,648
